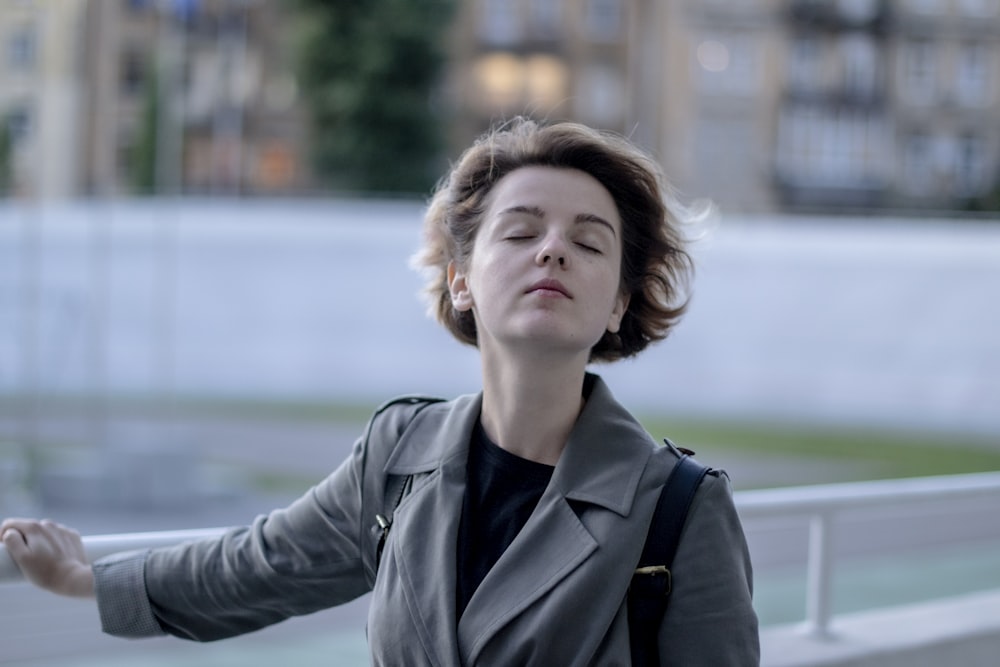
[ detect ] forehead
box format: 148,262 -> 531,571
484,166 -> 621,228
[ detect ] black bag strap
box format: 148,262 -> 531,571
628,447 -> 711,667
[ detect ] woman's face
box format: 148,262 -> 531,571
448,166 -> 629,361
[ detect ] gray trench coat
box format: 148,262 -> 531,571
94,375 -> 759,665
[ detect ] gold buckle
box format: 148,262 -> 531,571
632,566 -> 671,595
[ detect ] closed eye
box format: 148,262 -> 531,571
576,242 -> 602,254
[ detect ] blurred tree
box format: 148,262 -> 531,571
0,117 -> 11,196
130,67 -> 160,195
291,0 -> 456,195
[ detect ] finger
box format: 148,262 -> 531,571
1,518 -> 37,541
1,527 -> 25,543
52,521 -> 81,539
0,518 -> 34,532
1,527 -> 27,558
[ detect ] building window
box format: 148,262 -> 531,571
777,106 -> 824,181
788,36 -> 824,93
954,135 -> 989,197
956,0 -> 998,16
469,52 -> 569,115
838,0 -> 881,23
577,63 -> 623,126
904,0 -> 945,14
6,106 -> 32,144
471,52 -> 522,110
584,0 -> 622,43
901,39 -> 936,105
524,54 -> 569,113
480,0 -> 521,46
779,105 -> 886,186
7,24 -> 36,71
955,42 -> 992,107
121,50 -> 147,96
901,132 -> 939,194
841,33 -> 878,97
530,0 -> 562,40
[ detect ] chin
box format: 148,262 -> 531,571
511,329 -> 604,357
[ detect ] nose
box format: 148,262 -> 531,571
536,236 -> 568,267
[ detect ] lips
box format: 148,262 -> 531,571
526,278 -> 572,298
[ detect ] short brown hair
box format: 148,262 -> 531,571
412,117 -> 698,362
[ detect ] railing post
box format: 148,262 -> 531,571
803,511 -> 836,638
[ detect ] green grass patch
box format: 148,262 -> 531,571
4,393 -> 999,485
0,392 -> 377,424
638,414 -> 1000,481
245,469 -> 323,495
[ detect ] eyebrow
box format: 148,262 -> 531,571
498,205 -> 618,238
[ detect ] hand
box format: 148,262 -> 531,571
1,518 -> 95,598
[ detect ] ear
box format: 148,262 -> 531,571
606,290 -> 630,334
447,261 -> 474,312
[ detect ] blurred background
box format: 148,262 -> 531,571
1,0 -> 999,665
2,0 -> 1000,208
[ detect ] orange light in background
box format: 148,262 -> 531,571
470,52 -> 569,115
471,52 -> 524,110
524,54 -> 569,113
254,140 -> 296,190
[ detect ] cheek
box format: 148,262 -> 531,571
470,251 -> 510,288
598,264 -> 624,299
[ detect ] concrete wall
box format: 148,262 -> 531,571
1,200 -> 998,437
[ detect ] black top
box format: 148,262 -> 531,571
455,422 -> 555,619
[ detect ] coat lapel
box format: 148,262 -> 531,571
457,375 -> 657,665
457,488 -> 599,663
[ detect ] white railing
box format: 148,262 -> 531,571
3,471 -> 1000,638
735,470 -> 1000,637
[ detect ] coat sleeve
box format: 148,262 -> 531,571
657,470 -> 760,666
93,398 -> 433,641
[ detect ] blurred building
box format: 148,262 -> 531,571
0,0 -> 88,199
0,0 -> 305,199
2,0 -> 998,211
445,0 -> 1000,213
85,0 -> 306,197
774,0 -> 1000,211
444,1 -> 636,150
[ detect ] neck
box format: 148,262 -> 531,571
478,349 -> 589,466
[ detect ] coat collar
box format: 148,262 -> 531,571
384,373 -> 656,511
551,373 -> 655,515
383,390 -> 481,475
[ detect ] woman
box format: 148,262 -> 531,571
1,119 -> 759,665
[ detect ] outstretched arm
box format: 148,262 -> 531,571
1,518 -> 95,598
